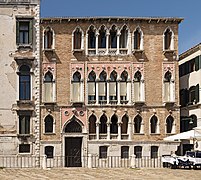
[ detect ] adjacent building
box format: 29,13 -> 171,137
40,17 -> 183,167
0,0 -> 40,166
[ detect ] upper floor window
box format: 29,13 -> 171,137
180,89 -> 188,107
163,70 -> 172,102
189,84 -> 199,105
150,115 -> 158,134
72,71 -> 82,102
88,70 -> 96,103
120,70 -> 128,104
134,115 -> 142,133
166,115 -> 174,134
19,115 -> 30,135
89,114 -> 96,134
98,70 -> 107,104
98,26 -> 106,48
44,115 -> 54,133
65,116 -> 82,133
134,27 -> 143,50
109,25 -> 117,49
73,28 -> 82,49
16,19 -> 33,46
110,114 -> 118,134
120,25 -> 128,49
88,26 -> 96,49
133,71 -> 142,102
164,28 -> 174,50
109,70 -> 118,103
44,27 -> 53,49
44,71 -> 54,102
121,114 -> 128,134
121,146 -> 129,159
19,65 -> 31,100
99,114 -> 107,134
45,146 -> 54,158
19,144 -> 30,153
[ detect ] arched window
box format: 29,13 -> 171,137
73,28 -> 82,49
99,114 -> 107,134
134,28 -> 142,50
166,115 -> 174,134
190,114 -> 197,129
134,115 -> 142,133
109,25 -> 117,48
120,25 -> 128,49
45,146 -> 54,158
109,70 -> 117,103
134,71 -> 142,102
164,28 -> 172,50
88,26 -> 96,49
121,114 -> 128,134
164,71 -> 172,102
19,65 -> 30,100
150,115 -> 158,134
88,70 -> 96,103
89,114 -> 96,134
44,27 -> 53,49
110,114 -> 118,134
72,71 -> 82,102
44,71 -> 53,102
98,26 -> 106,48
44,115 -> 53,133
99,70 -> 107,104
120,70 -> 128,104
65,117 -> 82,133
189,84 -> 199,104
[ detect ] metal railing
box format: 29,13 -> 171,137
0,155 -> 163,168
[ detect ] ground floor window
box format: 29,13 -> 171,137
151,146 -> 158,158
19,144 -> 30,153
45,146 -> 54,158
134,146 -> 142,158
99,146 -> 108,159
121,146 -> 129,159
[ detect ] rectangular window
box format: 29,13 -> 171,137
72,83 -> 80,102
99,146 -> 107,159
45,146 -> 54,158
151,146 -> 158,158
16,19 -> 33,45
121,146 -> 129,159
19,144 -> 30,153
19,115 -> 30,134
134,146 -> 142,158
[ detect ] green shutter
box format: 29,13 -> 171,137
195,84 -> 199,103
16,20 -> 19,44
29,20 -> 33,44
195,56 -> 199,71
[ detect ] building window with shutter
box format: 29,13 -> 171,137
180,89 -> 188,107
134,27 -> 143,50
19,65 -> 31,100
134,146 -> 142,158
72,71 -> 82,102
44,115 -> 54,134
110,114 -> 118,134
121,114 -> 128,134
44,27 -> 54,49
16,19 -> 33,46
151,146 -> 158,158
121,146 -> 129,159
45,146 -> 54,158
44,71 -> 54,102
120,70 -> 128,104
163,70 -> 172,102
98,70 -> 107,104
166,115 -> 174,134
134,115 -> 142,133
134,71 -> 142,102
88,71 -> 96,104
109,70 -> 117,104
19,115 -> 30,135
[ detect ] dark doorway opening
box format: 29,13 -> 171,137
65,137 -> 82,167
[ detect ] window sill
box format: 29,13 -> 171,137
43,48 -> 55,52
17,44 -> 32,49
44,133 -> 56,135
132,49 -> 144,54
73,49 -> 84,53
150,133 -> 160,135
134,133 -> 144,135
163,49 -> 175,54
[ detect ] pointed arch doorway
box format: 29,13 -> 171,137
64,116 -> 83,167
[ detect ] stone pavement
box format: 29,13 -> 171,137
0,168 -> 201,180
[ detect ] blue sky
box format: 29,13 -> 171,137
41,0 -> 201,54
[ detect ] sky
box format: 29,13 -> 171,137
41,0 -> 201,54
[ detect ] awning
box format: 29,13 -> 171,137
164,128 -> 201,141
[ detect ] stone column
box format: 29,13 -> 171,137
128,122 -> 132,140
118,123 -> 121,140
106,30 -> 109,54
107,80 -> 110,104
88,154 -> 92,168
127,80 -> 132,104
96,32 -> 99,55
96,123 -> 99,140
117,80 -> 120,105
96,80 -> 99,105
107,123 -> 110,140
117,32 -> 120,55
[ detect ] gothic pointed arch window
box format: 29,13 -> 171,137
65,116 -> 82,133
99,70 -> 107,104
164,70 -> 172,102
44,115 -> 54,133
110,114 -> 118,134
88,70 -> 96,104
120,25 -> 128,49
73,27 -> 83,50
44,71 -> 54,102
89,114 -> 96,134
88,26 -> 96,49
99,114 -> 107,134
134,115 -> 142,133
164,28 -> 174,50
98,25 -> 106,48
121,114 -> 128,134
109,25 -> 117,49
109,70 -> 117,104
134,70 -> 142,102
150,115 -> 158,134
120,70 -> 128,104
166,115 -> 174,134
44,27 -> 53,49
134,28 -> 143,50
72,71 -> 82,102
19,65 -> 31,100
